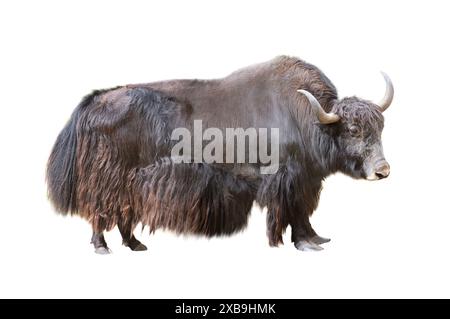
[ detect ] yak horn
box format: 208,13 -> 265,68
297,89 -> 340,124
378,72 -> 394,112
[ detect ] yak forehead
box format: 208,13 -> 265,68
335,97 -> 384,132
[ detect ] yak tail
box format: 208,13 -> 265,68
46,93 -> 95,214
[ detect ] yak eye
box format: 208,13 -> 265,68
349,125 -> 361,136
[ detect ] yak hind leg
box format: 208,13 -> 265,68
91,232 -> 112,255
118,220 -> 147,252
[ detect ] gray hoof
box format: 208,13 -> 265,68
311,235 -> 331,245
95,247 -> 112,255
295,240 -> 324,252
131,243 -> 147,251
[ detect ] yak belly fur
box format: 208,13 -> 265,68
128,159 -> 259,236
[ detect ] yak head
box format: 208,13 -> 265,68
298,72 -> 394,181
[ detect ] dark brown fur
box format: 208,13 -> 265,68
128,159 -> 259,236
47,56 -> 388,250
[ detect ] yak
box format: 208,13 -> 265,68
46,56 -> 394,253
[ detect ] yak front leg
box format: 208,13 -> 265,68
290,178 -> 330,251
258,163 -> 329,251
291,210 -> 330,251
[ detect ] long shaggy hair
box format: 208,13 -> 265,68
128,159 -> 259,236
47,86 -> 181,232
46,87 -> 121,214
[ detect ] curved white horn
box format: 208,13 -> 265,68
378,72 -> 394,112
297,89 -> 340,124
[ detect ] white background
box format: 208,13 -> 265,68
1,0 -> 449,298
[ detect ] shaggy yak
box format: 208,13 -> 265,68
47,56 -> 393,253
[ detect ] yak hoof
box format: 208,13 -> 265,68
295,240 -> 324,252
95,247 -> 112,255
124,240 -> 148,251
311,235 -> 331,245
130,243 -> 147,251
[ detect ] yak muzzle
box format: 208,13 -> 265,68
366,161 -> 390,181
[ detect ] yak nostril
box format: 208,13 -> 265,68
375,172 -> 388,179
